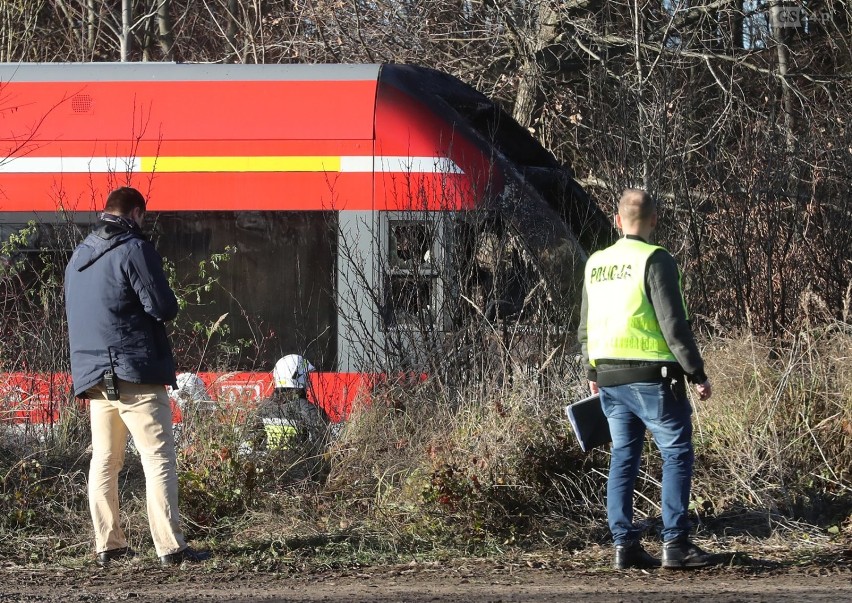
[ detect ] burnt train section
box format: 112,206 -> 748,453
376,65 -> 613,329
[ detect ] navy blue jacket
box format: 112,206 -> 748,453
65,220 -> 179,397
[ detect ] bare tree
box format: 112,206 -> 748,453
158,0 -> 177,60
121,0 -> 133,61
226,0 -> 240,62
1,0 -> 850,333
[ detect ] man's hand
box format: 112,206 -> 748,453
695,379 -> 712,401
589,381 -> 599,395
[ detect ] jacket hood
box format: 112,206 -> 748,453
72,221 -> 141,272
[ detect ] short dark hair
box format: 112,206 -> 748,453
104,187 -> 146,215
617,188 -> 656,224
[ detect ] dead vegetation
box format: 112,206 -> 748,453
1,323 -> 850,566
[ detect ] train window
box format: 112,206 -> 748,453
451,220 -> 544,324
385,275 -> 432,317
149,211 -> 338,371
0,216 -> 94,371
388,222 -> 434,270
381,216 -> 445,329
1,211 -> 338,372
1,220 -> 88,251
0,218 -> 91,278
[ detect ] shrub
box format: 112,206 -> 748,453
693,325 -> 852,523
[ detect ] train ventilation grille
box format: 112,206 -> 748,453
71,94 -> 93,113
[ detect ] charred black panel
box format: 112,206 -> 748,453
379,64 -> 615,254
378,65 -> 615,313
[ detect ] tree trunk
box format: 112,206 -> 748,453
158,0 -> 176,60
511,3 -> 560,129
512,60 -> 538,129
770,2 -> 796,152
226,0 -> 239,63
632,0 -> 651,189
731,0 -> 744,50
121,0 -> 132,61
87,0 -> 96,53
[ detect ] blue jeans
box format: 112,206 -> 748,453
600,381 -> 694,544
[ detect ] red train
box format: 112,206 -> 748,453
0,63 -> 607,424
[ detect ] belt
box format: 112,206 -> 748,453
595,363 -> 684,387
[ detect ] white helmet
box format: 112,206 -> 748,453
167,372 -> 208,404
272,354 -> 315,389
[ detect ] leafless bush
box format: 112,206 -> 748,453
693,326 -> 852,521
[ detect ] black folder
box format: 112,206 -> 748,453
564,393 -> 611,452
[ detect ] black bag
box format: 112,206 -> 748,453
565,393 -> 611,452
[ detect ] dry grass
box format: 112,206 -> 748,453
1,329 -> 850,566
694,325 -> 852,522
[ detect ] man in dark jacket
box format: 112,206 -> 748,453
578,189 -> 716,570
65,187 -> 208,567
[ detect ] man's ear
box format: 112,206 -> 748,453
130,207 -> 145,227
614,213 -> 623,230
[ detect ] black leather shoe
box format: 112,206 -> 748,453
159,546 -> 211,567
96,547 -> 137,566
662,537 -> 714,569
613,541 -> 661,569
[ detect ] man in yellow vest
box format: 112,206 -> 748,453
579,189 -> 715,570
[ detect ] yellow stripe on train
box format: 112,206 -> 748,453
139,156 -> 342,173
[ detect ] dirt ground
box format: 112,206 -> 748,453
1,549 -> 850,603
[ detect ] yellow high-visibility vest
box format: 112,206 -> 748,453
584,237 -> 684,365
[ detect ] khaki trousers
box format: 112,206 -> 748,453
87,380 -> 187,557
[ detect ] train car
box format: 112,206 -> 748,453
0,63 -> 609,424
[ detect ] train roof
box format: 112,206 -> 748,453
0,62 -> 381,82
